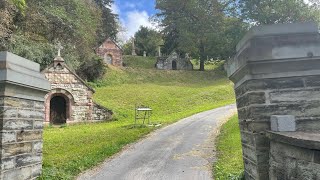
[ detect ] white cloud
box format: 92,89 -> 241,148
122,11 -> 158,41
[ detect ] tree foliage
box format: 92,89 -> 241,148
231,0 -> 320,25
156,0 -> 247,70
134,26 -> 162,56
1,0 -> 118,80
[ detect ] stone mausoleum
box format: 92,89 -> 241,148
42,53 -> 112,124
96,38 -> 123,66
155,51 -> 193,70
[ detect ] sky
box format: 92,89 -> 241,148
112,0 -> 158,42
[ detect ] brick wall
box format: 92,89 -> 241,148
96,38 -> 123,67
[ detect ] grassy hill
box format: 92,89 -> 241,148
41,56 -> 235,179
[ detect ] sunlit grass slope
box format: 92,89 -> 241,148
214,115 -> 244,180
41,56 -> 235,179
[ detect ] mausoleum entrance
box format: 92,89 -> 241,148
172,60 -> 177,70
50,94 -> 69,124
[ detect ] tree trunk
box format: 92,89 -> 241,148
199,40 -> 205,71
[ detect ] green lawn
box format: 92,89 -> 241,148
40,56 -> 235,179
214,115 -> 244,180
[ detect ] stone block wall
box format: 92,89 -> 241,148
92,103 -> 113,121
43,61 -> 113,123
226,23 -> 320,180
1,97 -> 44,180
155,52 -> 193,70
268,132 -> 320,180
0,52 -> 50,179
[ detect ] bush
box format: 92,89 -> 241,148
77,56 -> 105,82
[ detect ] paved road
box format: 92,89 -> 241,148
78,104 -> 237,180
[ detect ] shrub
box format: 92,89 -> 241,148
77,56 -> 105,82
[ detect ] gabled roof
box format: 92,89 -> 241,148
98,37 -> 123,52
42,62 -> 95,93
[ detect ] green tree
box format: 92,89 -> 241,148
2,0 -> 119,81
233,0 -> 320,25
156,0 -> 246,71
134,26 -> 163,56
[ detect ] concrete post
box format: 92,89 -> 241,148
0,52 -> 50,179
226,22 -> 320,180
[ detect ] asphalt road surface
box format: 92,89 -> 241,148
78,104 -> 237,180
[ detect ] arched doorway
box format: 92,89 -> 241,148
172,60 -> 177,70
50,95 -> 67,124
104,54 -> 113,65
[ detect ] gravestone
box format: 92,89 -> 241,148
0,52 -> 50,179
226,22 -> 320,180
131,38 -> 137,56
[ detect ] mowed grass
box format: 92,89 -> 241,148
41,56 -> 236,179
214,115 -> 244,180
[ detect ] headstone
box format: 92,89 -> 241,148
131,38 -> 137,56
0,52 -> 50,179
143,51 -> 146,57
158,46 -> 162,57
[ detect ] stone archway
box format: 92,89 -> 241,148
45,89 -> 74,124
104,54 -> 113,65
172,60 -> 177,70
50,95 -> 67,124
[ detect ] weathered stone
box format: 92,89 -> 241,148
16,154 -> 41,167
270,89 -> 320,103
226,23 -> 320,179
314,150 -> 320,164
17,131 -> 42,142
271,115 -> 296,132
3,120 -> 33,130
1,131 -> 16,143
33,120 -> 43,129
235,78 -> 304,97
1,157 -> 15,170
236,92 -> 266,108
3,166 -> 33,180
0,51 -> 50,179
3,143 -> 33,157
32,141 -> 43,153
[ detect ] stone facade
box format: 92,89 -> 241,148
0,52 -> 50,179
155,51 -> 193,70
42,56 -> 112,124
226,22 -> 320,180
96,38 -> 123,66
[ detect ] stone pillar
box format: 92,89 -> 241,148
0,52 -> 50,179
131,38 -> 137,56
143,51 -> 146,57
158,46 -> 162,57
226,22 -> 320,180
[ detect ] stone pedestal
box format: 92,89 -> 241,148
226,22 -> 320,180
0,52 -> 50,179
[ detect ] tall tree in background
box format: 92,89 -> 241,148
233,0 -> 320,25
94,0 -> 119,42
134,26 -> 163,56
156,0 -> 246,71
1,0 -> 119,78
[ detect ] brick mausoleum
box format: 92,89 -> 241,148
96,38 -> 123,66
42,54 -> 112,124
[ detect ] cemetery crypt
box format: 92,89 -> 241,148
42,45 -> 112,124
